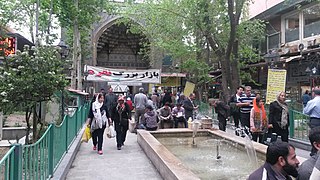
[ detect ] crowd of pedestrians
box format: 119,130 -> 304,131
85,87 -> 200,154
84,86 -> 320,179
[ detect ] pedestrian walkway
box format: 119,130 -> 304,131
66,131 -> 162,180
66,122 -> 311,180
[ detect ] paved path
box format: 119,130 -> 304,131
66,121 -> 311,180
66,131 -> 162,180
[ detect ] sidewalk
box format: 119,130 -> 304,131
66,131 -> 162,180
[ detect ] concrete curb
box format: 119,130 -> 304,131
290,138 -> 312,151
51,124 -> 86,180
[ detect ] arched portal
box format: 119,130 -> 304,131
95,22 -> 149,69
90,17 -> 151,94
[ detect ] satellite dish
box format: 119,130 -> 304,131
299,43 -> 304,51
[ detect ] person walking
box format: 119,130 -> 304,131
212,99 -> 229,131
229,86 -> 243,128
302,90 -> 311,107
90,93 -> 110,155
104,87 -> 117,116
151,91 -> 160,109
133,87 -> 148,132
303,87 -> 320,129
238,86 -> 255,129
250,97 -> 269,143
269,91 -> 289,142
162,90 -> 172,107
110,95 -> 132,150
183,93 -> 198,123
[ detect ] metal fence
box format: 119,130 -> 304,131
196,101 -> 310,142
289,109 -> 310,142
0,103 -> 88,180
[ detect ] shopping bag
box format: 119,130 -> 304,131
81,125 -> 92,143
106,125 -> 116,138
129,119 -> 136,133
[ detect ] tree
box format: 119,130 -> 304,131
56,0 -> 112,90
122,0 -> 265,102
0,45 -> 68,143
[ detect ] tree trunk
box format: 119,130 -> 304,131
32,105 -> 37,143
220,56 -> 231,102
25,107 -> 32,144
230,40 -> 240,94
77,28 -> 82,90
46,0 -> 54,44
71,0 -> 79,89
35,0 -> 39,45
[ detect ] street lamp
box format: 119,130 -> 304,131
57,39 -> 70,121
306,65 -> 319,93
263,50 -> 280,69
57,39 -> 69,59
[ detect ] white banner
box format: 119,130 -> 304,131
84,65 -> 161,83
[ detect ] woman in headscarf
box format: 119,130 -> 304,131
268,91 -> 289,142
110,95 -> 132,150
250,96 -> 268,143
90,93 -> 110,155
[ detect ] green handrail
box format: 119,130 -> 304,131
0,103 -> 89,180
289,109 -> 310,142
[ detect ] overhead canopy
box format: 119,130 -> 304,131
84,65 -> 161,84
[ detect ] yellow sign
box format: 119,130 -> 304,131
184,81 -> 195,97
266,69 -> 287,104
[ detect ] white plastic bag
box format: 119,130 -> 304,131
129,119 -> 136,133
106,125 -> 116,138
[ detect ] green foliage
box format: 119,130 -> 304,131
0,45 -> 68,113
121,0 -> 265,88
180,59 -> 212,86
0,0 -> 21,27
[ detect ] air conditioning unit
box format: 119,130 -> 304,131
289,44 -> 298,53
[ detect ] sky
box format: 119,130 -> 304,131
9,17 -> 61,45
249,0 -> 284,18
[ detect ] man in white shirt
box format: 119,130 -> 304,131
304,87 -> 320,129
134,87 -> 148,132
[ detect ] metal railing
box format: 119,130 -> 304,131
196,101 -> 311,142
0,103 -> 88,180
289,109 -> 310,142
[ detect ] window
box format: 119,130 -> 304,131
303,4 -> 320,38
268,32 -> 280,50
285,13 -> 299,42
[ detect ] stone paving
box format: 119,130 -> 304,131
66,131 -> 163,180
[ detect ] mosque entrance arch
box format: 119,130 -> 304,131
90,17 -> 151,93
94,20 -> 149,69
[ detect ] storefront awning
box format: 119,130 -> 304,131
161,73 -> 186,77
282,55 -> 302,63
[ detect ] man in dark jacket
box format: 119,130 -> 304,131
298,126 -> 320,180
213,99 -> 229,131
183,93 -> 198,122
249,142 -> 299,180
104,87 -> 118,116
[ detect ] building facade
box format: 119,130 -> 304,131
250,0 -> 320,101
